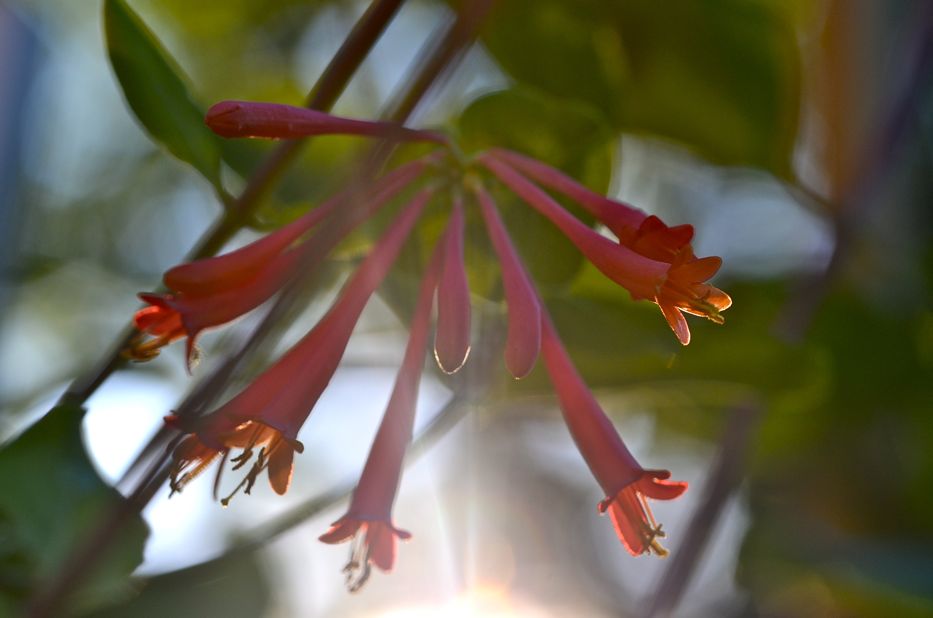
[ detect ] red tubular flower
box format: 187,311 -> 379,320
479,154 -> 730,345
657,257 -> 732,345
167,190 -> 433,502
206,100 -> 447,145
128,156 -> 433,369
319,237 -> 444,592
132,248 -> 300,371
540,312 -> 687,556
433,197 -> 471,374
472,181 -> 541,379
481,155 -> 668,299
488,148 -> 699,264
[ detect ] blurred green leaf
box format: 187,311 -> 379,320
87,552 -> 271,618
105,0 -> 222,187
482,0 -> 800,173
0,404 -> 149,615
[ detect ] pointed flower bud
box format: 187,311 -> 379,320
540,312 -> 687,556
167,190 -> 432,502
206,100 -> 447,144
433,197 -> 471,374
471,181 -> 541,379
319,236 -> 444,592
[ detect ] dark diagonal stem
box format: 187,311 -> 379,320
643,403 -> 760,618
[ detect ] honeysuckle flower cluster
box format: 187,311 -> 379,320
129,100 -> 730,589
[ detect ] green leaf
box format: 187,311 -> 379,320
86,552 -> 271,618
105,0 -> 222,187
0,404 -> 149,615
481,0 -> 800,174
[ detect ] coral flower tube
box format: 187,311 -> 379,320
540,312 -> 688,556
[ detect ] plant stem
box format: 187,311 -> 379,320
644,402 -> 760,618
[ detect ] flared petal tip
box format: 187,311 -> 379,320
659,302 -> 691,346
184,337 -> 202,375
319,517 -> 361,544
707,288 -> 733,313
137,291 -> 170,307
267,445 -> 296,495
676,255 -> 722,281
637,474 -> 688,501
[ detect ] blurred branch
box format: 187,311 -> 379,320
775,2 -> 933,342
58,0 -> 408,412
779,178 -> 831,216
644,402 -> 762,618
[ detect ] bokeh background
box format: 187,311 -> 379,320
1,0 -> 931,616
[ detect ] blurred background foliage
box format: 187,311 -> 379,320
0,0 -> 931,616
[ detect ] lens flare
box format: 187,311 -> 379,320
374,585 -> 551,618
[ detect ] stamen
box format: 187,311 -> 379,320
343,533 -> 373,593
636,492 -> 670,557
123,333 -> 172,362
219,440 -> 280,505
211,449 -> 231,501
230,448 -> 254,470
169,449 -> 219,497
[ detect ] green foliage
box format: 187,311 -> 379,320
482,0 -> 800,174
86,553 -> 271,618
736,286 -> 933,614
104,0 -> 223,188
0,405 -> 149,615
